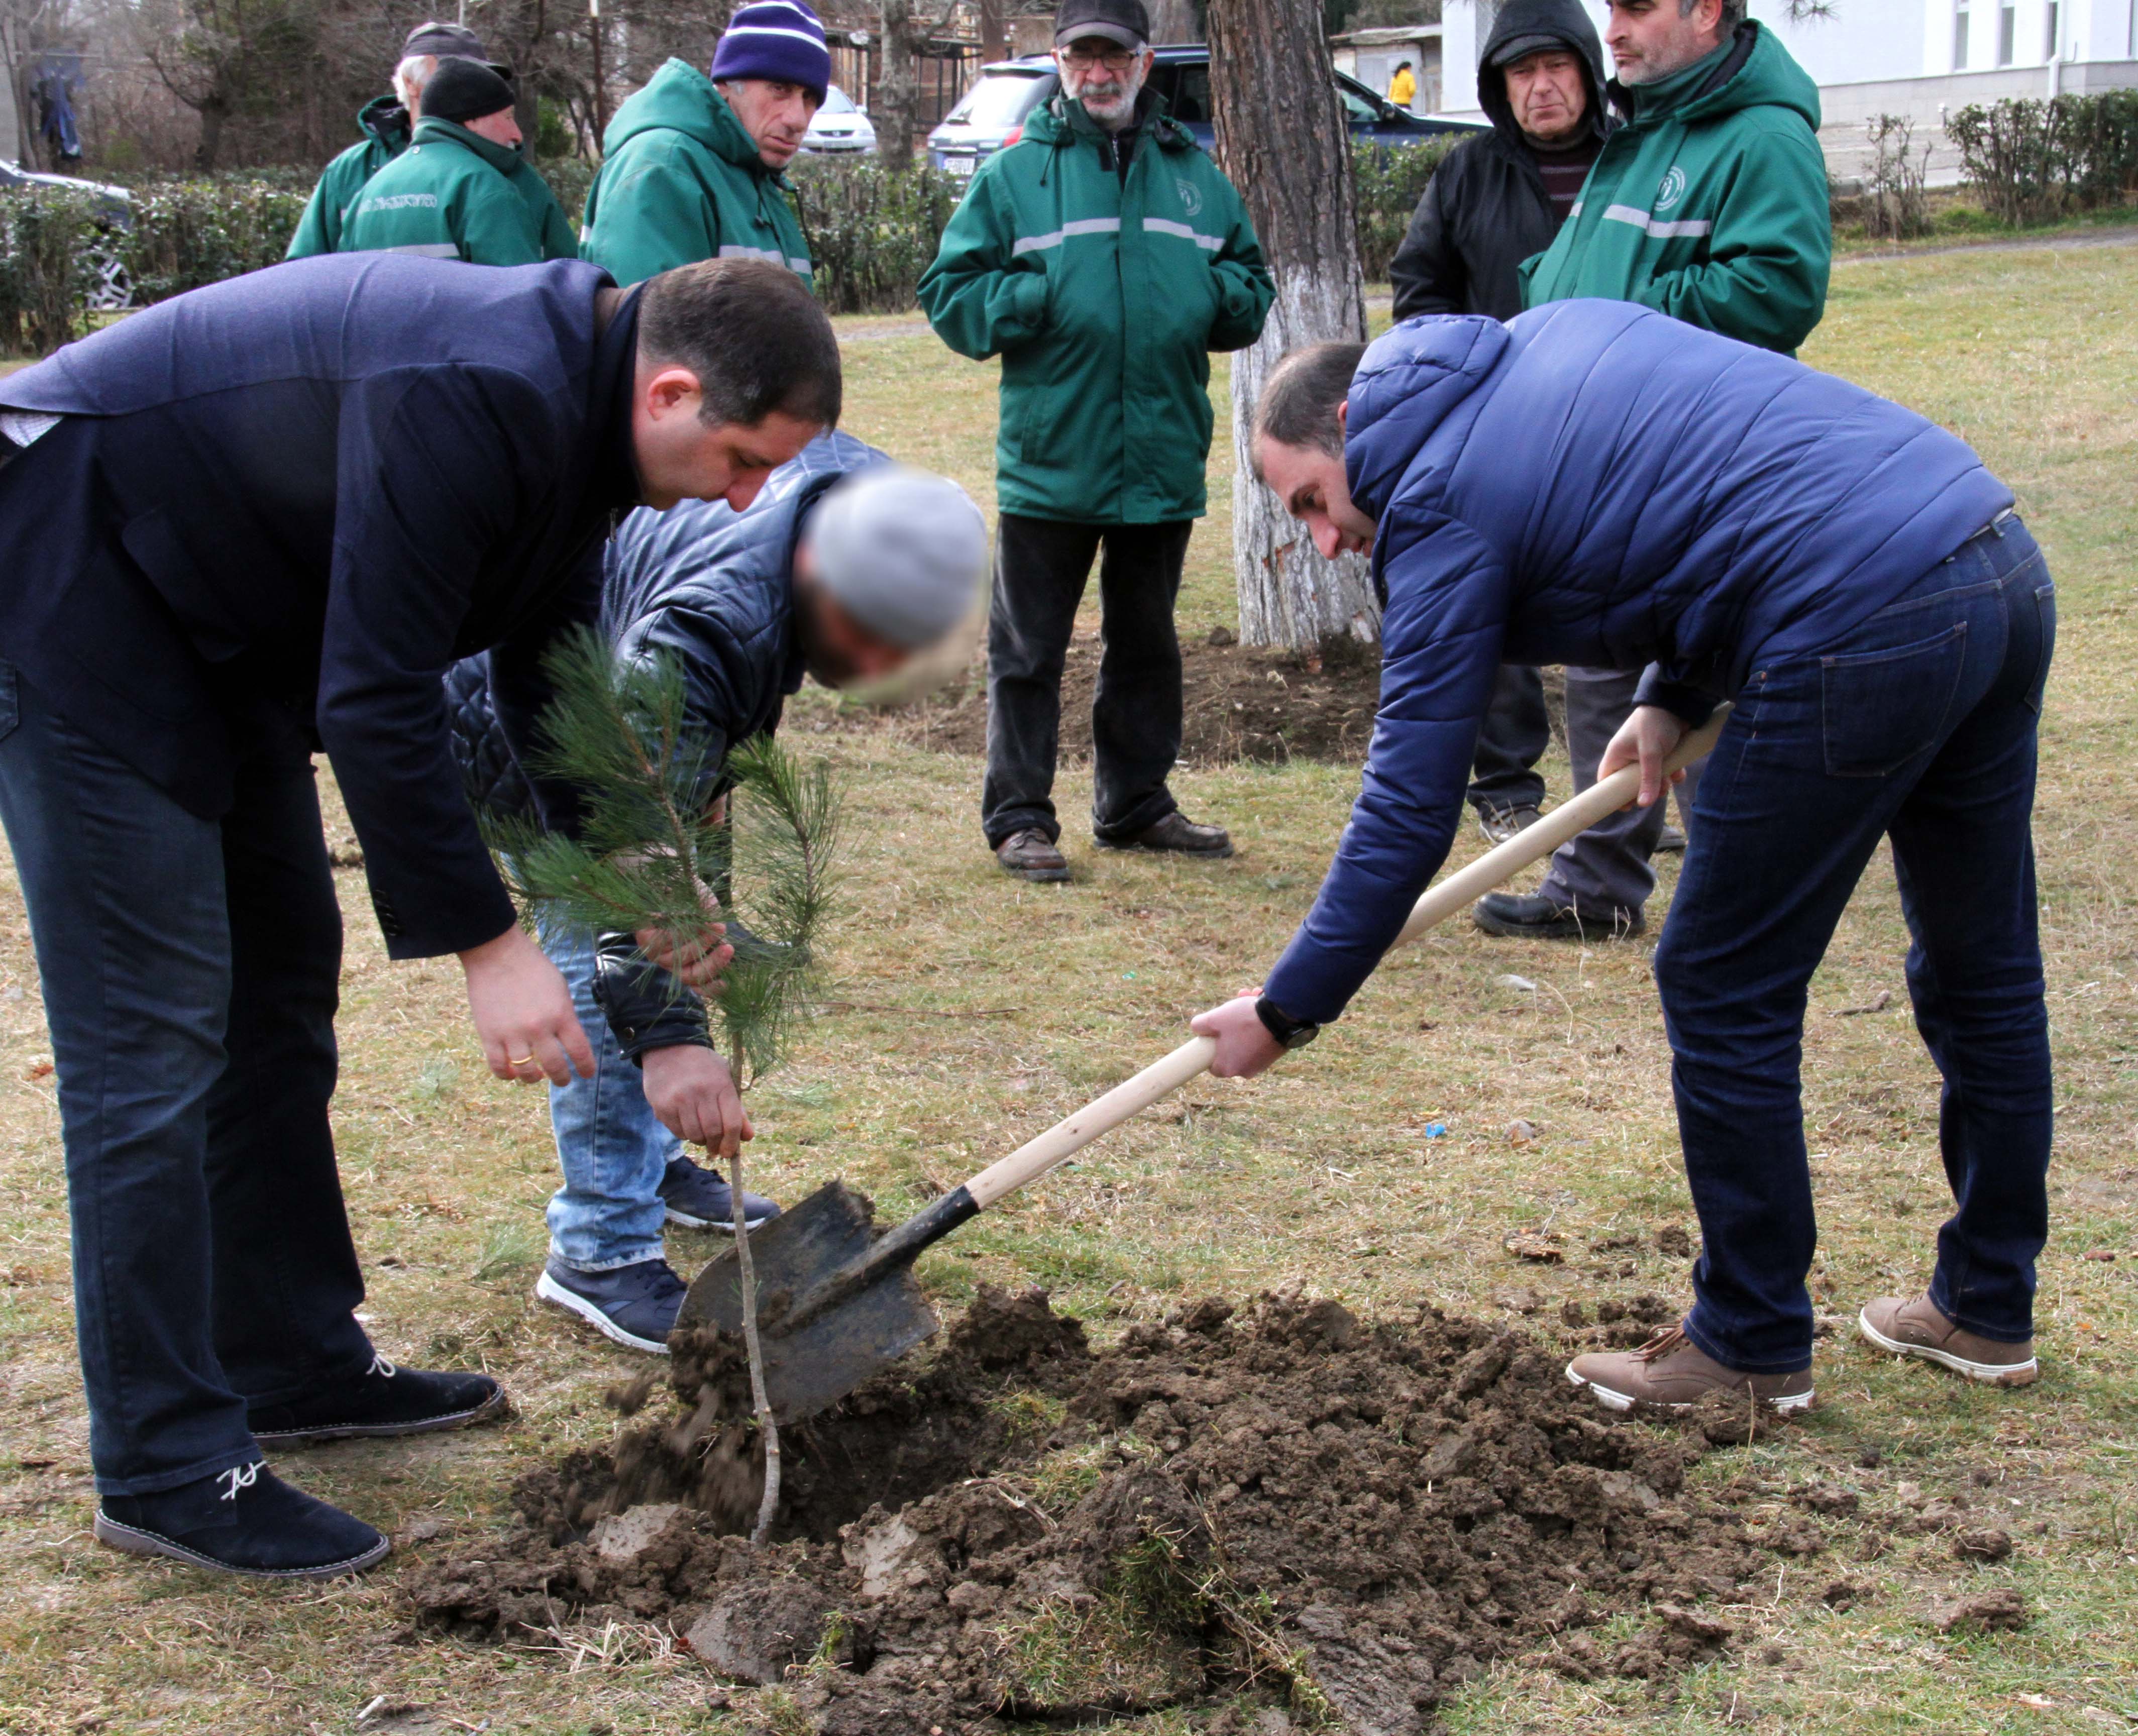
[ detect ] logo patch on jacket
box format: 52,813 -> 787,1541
1654,165 -> 1687,211
1177,178 -> 1203,215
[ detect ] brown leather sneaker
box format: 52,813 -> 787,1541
1095,812 -> 1234,858
996,828 -> 1072,882
1566,1324 -> 1814,1414
1858,1294 -> 2038,1386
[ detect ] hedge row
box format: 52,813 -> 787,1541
2,141 -> 1459,355
1950,90 -> 2138,225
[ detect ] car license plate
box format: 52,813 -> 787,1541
944,155 -> 976,177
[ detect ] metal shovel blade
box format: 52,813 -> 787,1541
675,1179 -> 941,1424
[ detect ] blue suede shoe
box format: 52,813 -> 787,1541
535,1255 -> 687,1354
96,1461 -> 389,1580
659,1154 -> 782,1232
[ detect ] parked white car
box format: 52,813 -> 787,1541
1,158 -> 135,310
801,86 -> 877,156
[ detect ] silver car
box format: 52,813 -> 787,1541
800,85 -> 878,156
1,158 -> 134,310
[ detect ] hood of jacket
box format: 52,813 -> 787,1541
1343,315 -> 1510,524
1476,0 -> 1611,146
602,57 -> 769,173
1612,21 -> 1820,131
410,116 -> 523,176
357,93 -> 412,152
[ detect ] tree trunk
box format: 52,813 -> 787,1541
1207,0 -> 1380,651
876,0 -> 919,167
1147,0 -> 1205,43
192,91 -> 228,172
976,0 -> 1007,63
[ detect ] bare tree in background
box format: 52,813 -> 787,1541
1207,0 -> 1378,652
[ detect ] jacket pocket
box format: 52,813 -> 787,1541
1820,622 -> 1968,778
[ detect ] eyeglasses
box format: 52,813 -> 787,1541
1060,44 -> 1139,71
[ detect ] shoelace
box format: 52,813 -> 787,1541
217,1460 -> 263,1502
367,1353 -> 397,1379
1635,1324 -> 1689,1362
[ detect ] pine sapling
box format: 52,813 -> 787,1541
488,630 -> 842,1547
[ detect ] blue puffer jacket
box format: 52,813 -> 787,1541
450,428 -> 882,817
1260,299 -> 2013,1027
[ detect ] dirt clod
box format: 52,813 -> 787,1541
408,1285 -> 1788,1729
1954,1526 -> 2015,1562
1938,1587 -> 2029,1633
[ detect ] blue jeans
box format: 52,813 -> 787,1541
1655,518 -> 2055,1373
0,663 -> 374,1494
540,923 -> 679,1271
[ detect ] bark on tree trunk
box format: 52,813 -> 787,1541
193,92 -> 228,172
1146,0 -> 1205,43
976,0 -> 1007,64
876,0 -> 919,168
1207,0 -> 1380,652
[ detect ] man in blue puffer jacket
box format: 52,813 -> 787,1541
1191,302 -> 2054,1414
451,433 -> 987,1351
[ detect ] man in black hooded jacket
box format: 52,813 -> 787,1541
1388,0 -> 1615,844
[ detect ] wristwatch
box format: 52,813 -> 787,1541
1254,995 -> 1321,1051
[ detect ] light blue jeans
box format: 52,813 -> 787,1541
541,922 -> 680,1272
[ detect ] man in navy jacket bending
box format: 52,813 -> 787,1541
1192,303 -> 2053,1416
0,253 -> 838,1578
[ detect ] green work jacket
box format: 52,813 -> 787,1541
340,119 -> 578,266
917,93 -> 1273,524
287,95 -> 409,259
578,58 -> 813,288
1520,22 -> 1830,355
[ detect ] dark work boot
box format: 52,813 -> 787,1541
997,828 -> 1072,882
1472,891 -> 1644,941
247,1353 -> 506,1447
1096,812 -> 1233,858
96,1461 -> 389,1580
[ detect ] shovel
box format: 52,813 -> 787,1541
678,705 -> 1729,1421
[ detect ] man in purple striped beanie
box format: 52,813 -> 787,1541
580,0 -> 829,286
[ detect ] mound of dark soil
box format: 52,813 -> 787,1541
407,1285 -> 1801,1734
827,631 -> 1388,766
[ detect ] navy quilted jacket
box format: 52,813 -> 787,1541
1260,299 -> 2013,1027
450,429 -> 883,816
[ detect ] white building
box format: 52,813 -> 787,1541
1439,0 -> 2138,181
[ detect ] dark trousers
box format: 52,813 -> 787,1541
0,662 -> 372,1494
1538,665 -> 1705,918
1468,663 -> 1550,815
1655,520 -> 2054,1373
983,513 -> 1193,847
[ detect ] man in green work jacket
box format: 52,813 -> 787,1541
341,59 -> 576,265
287,20 -> 499,259
1473,0 -> 1830,945
577,0 -> 823,287
917,0 -> 1274,884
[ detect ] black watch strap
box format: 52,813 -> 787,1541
1255,995 -> 1320,1050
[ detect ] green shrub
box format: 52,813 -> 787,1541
1352,135 -> 1456,283
1949,90 -> 2138,226
0,188 -> 100,354
542,153 -> 597,230
118,178 -> 311,301
785,155 -> 966,314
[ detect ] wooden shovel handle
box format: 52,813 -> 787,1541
963,703 -> 1730,1212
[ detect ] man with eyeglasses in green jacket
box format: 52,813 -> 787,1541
919,0 -> 1274,885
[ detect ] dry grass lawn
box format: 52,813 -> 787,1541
0,239 -> 2132,1734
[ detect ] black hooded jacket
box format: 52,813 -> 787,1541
1388,0 -> 1614,321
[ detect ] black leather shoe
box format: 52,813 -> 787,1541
247,1354 -> 507,1447
1095,812 -> 1234,858
96,1461 -> 389,1580
1472,891 -> 1644,941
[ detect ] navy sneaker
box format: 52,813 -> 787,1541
659,1153 -> 782,1232
536,1255 -> 687,1354
96,1460 -> 389,1580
